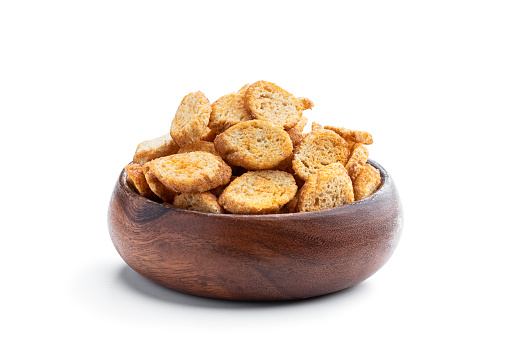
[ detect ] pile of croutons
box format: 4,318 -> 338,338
125,80 -> 381,214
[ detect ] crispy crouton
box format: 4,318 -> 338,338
245,81 -> 302,129
292,128 -> 350,180
125,163 -> 158,200
141,162 -> 177,202
173,192 -> 224,214
209,86 -> 251,133
133,133 -> 179,165
352,163 -> 381,201
218,170 -> 297,214
298,163 -> 354,212
214,120 -> 293,170
170,91 -> 212,147
324,126 -> 373,145
149,151 -> 231,193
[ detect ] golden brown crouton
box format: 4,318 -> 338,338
218,170 -> 297,214
173,192 -> 224,214
124,163 -> 158,200
292,128 -> 350,181
298,163 -> 354,212
209,86 -> 252,133
214,120 -> 293,170
149,151 -> 231,193
245,81 -> 302,129
141,162 -> 177,202
345,143 -> 369,181
324,126 -> 373,145
170,91 -> 212,147
133,133 -> 179,165
352,163 -> 381,201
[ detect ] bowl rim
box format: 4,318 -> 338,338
118,159 -> 391,219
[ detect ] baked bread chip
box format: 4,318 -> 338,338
345,143 -> 369,181
125,163 -> 157,200
298,163 -> 354,212
209,86 -> 251,133
173,192 -> 224,214
245,81 -> 302,129
149,151 -> 231,193
133,133 -> 179,165
141,162 -> 177,202
352,163 -> 381,201
177,141 -> 219,157
214,120 -> 293,170
292,128 -> 350,180
324,126 -> 373,145
170,91 -> 212,147
218,170 -> 297,214
298,97 -> 314,111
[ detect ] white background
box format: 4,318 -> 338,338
1,1 -> 507,339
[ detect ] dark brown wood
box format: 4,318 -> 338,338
108,160 -> 403,301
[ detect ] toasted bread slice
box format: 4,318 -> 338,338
209,86 -> 251,133
218,170 -> 297,214
170,91 -> 212,147
141,162 -> 177,202
173,192 -> 224,214
124,163 -> 158,200
133,133 -> 179,165
298,97 -> 314,111
292,128 -> 350,180
352,163 -> 381,201
149,151 -> 231,193
214,120 -> 293,170
345,143 -> 369,181
324,126 -> 373,145
177,141 -> 219,157
298,163 -> 354,212
245,81 -> 302,129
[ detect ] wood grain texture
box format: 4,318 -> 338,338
108,160 -> 403,301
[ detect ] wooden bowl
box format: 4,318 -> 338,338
108,160 -> 403,301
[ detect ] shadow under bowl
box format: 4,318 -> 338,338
108,159 -> 403,301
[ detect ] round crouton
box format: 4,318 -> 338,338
209,85 -> 252,133
292,129 -> 350,181
170,91 -> 212,147
345,143 -> 369,181
149,152 -> 231,193
214,120 -> 293,170
298,163 -> 354,212
245,81 -> 302,129
218,170 -> 297,214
